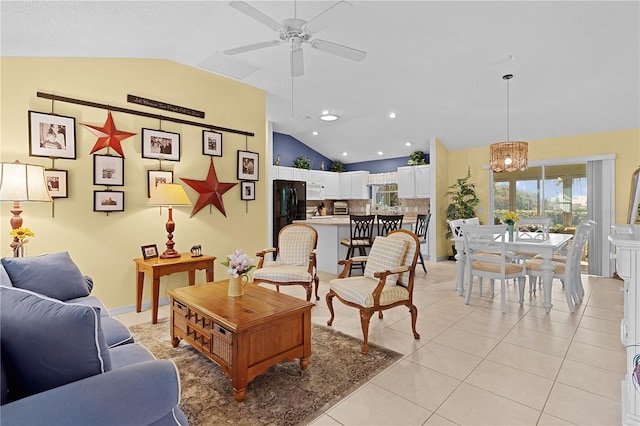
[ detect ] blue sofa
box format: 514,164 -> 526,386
0,252 -> 188,425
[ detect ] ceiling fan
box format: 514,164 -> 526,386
224,1 -> 367,77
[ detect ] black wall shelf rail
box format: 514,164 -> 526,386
36,92 -> 254,137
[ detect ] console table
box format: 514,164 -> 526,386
133,253 -> 215,324
610,224 -> 640,425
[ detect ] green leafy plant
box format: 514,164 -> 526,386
329,160 -> 345,173
407,151 -> 427,166
293,156 -> 311,170
444,166 -> 480,240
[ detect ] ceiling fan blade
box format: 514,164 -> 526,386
309,39 -> 366,61
224,40 -> 281,55
229,1 -> 282,32
290,46 -> 304,77
303,1 -> 353,33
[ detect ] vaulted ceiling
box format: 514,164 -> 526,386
2,1 -> 638,163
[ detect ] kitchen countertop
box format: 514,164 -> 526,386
295,215 -> 417,226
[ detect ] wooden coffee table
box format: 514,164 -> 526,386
167,280 -> 313,401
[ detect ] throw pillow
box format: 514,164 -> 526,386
0,286 -> 111,401
364,236 -> 408,286
1,252 -> 90,301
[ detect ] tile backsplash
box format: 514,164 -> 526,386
306,198 -> 430,216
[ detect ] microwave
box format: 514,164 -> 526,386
334,201 -> 348,215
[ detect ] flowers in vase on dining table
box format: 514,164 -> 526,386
502,211 -> 520,225
222,249 -> 255,278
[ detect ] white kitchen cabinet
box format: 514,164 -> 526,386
609,225 -> 640,425
305,170 -> 324,200
339,171 -> 369,199
397,165 -> 430,198
323,172 -> 340,199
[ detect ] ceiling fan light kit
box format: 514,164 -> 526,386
225,1 -> 367,77
320,113 -> 338,121
489,74 -> 528,173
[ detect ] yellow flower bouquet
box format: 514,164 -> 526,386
502,211 -> 520,225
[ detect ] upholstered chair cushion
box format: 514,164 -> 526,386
329,276 -> 410,307
363,236 -> 408,286
0,287 -> 111,401
279,227 -> 315,266
253,264 -> 312,282
1,252 -> 90,301
525,259 -> 566,274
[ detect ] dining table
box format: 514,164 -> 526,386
453,232 -> 574,312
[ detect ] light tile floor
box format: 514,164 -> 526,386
117,261 -> 625,426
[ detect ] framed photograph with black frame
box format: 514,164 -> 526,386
94,154 -> 124,186
237,150 -> 259,181
44,169 -> 68,198
28,111 -> 77,159
240,181 -> 255,201
94,191 -> 124,212
147,170 -> 173,198
141,128 -> 180,161
141,244 -> 158,260
202,130 -> 222,157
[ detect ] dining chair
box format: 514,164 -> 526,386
461,224 -> 527,313
525,221 -> 594,311
377,214 -> 404,238
327,229 -> 421,354
464,217 -> 480,225
253,223 -> 320,302
415,213 -> 431,273
339,214 -> 375,276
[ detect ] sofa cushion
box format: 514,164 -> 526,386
1,252 -> 90,301
0,287 -> 111,401
101,317 -> 135,348
364,236 -> 408,286
0,262 -> 12,287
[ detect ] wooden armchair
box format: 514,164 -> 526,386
326,229 -> 421,354
254,224 -> 319,302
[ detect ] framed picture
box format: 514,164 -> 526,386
93,154 -> 124,186
240,181 -> 255,201
202,130 -> 222,157
44,169 -> 68,198
28,111 -> 77,159
142,128 -> 180,162
141,244 -> 158,260
147,170 -> 174,198
93,191 -> 124,212
237,150 -> 259,181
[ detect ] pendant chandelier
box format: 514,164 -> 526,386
489,74 -> 528,172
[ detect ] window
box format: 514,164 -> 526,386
371,184 -> 399,209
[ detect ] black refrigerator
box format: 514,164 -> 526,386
273,179 -> 307,249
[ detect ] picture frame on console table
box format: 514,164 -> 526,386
28,111 -> 77,159
44,169 -> 68,198
237,150 -> 259,181
93,154 -> 124,186
141,244 -> 158,260
240,181 -> 255,201
142,128 -> 180,162
147,170 -> 173,198
93,190 -> 124,212
202,130 -> 222,157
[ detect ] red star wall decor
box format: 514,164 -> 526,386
180,158 -> 237,218
81,111 -> 136,157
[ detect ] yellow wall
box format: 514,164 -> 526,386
435,128 -> 640,258
1,57 -> 268,311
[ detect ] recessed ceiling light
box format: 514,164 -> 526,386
389,112 -> 396,119
312,131 -> 318,136
342,152 -> 348,156
320,113 -> 338,121
405,142 -> 412,147
378,151 -> 384,155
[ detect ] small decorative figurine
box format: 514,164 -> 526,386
274,155 -> 280,166
320,161 -> 325,171
191,244 -> 202,257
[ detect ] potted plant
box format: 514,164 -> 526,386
407,151 -> 428,166
444,166 -> 480,244
293,156 -> 311,170
329,160 -> 345,173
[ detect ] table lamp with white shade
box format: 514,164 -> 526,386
147,183 -> 192,259
0,161 -> 52,256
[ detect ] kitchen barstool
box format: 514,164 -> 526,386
340,214 -> 375,276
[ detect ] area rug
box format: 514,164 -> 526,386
130,319 -> 402,426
